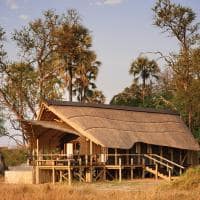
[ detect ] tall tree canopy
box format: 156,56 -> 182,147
0,9 -> 105,145
129,56 -> 160,105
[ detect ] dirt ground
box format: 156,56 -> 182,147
76,178 -> 164,191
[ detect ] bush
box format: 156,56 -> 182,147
171,166 -> 200,190
0,148 -> 28,167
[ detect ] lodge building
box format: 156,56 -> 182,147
23,100 -> 200,184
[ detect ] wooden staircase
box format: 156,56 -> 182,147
145,166 -> 170,180
143,154 -> 185,181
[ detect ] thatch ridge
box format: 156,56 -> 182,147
45,100 -> 179,115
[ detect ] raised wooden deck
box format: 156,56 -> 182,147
34,153 -> 184,184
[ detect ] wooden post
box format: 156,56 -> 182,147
85,155 -> 88,166
170,149 -> 173,162
114,148 -> 117,165
79,158 -> 82,182
142,158 -> 145,178
36,138 -> 39,184
36,138 -> 39,160
119,158 -> 122,182
52,167 -> 55,184
103,166 -> 106,181
131,158 -> 134,180
168,169 -> 171,181
90,140 -> 93,165
136,143 -> 141,164
160,146 -> 163,158
126,149 -> 129,165
68,160 -> 71,185
155,164 -> 158,180
59,171 -> 63,182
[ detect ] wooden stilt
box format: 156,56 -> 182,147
52,167 -> 55,184
79,158 -> 82,182
114,148 -> 117,165
59,171 -> 63,182
142,158 -> 145,178
168,169 -> 171,181
155,164 -> 158,180
68,160 -> 71,185
36,138 -> 39,184
36,166 -> 39,184
130,158 -> 134,180
126,149 -> 129,165
103,167 -> 106,181
119,158 -> 122,182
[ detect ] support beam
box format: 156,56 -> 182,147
90,140 -> 93,166
155,164 -> 158,180
52,167 -> 55,184
114,148 -> 117,165
130,158 -> 134,180
119,158 -> 122,182
68,160 -> 71,185
36,138 -> 39,184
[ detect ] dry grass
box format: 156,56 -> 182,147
0,166 -> 199,200
0,181 -> 199,200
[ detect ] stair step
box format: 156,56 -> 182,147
145,166 -> 169,181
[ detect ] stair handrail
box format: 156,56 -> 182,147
143,154 -> 173,170
149,154 -> 184,169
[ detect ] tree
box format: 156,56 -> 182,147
56,9 -> 94,102
13,10 -> 63,104
129,56 -> 160,105
110,82 -> 143,106
153,0 -> 200,51
74,50 -> 103,103
153,0 -> 200,134
0,62 -> 37,144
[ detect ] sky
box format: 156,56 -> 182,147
0,0 -> 200,146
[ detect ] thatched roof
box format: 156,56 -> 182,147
32,100 -> 199,151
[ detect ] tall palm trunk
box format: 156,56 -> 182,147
142,77 -> 146,105
68,63 -> 73,102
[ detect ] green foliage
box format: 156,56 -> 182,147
153,0 -> 200,49
0,9 -> 105,145
0,148 -> 27,167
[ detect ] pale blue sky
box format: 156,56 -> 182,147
0,0 -> 200,145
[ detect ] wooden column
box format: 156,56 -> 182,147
114,148 -> 117,165
52,167 -> 55,184
59,171 -> 63,183
115,148 -> 118,179
79,158 -> 82,182
130,158 -> 134,180
90,140 -> 93,165
170,149 -> 173,162
155,163 -> 158,180
68,160 -> 71,185
126,149 -> 129,165
136,143 -> 141,164
160,146 -> 163,158
36,138 -> 39,184
119,158 -> 122,182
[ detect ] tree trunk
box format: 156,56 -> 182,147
142,78 -> 146,105
68,64 -> 73,102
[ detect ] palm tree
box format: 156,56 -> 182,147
129,56 -> 160,104
74,50 -> 102,103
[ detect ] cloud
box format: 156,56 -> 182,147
90,0 -> 125,6
6,0 -> 18,10
19,14 -> 28,21
103,0 -> 124,5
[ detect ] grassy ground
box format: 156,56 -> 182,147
0,166 -> 199,200
0,181 -> 199,200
